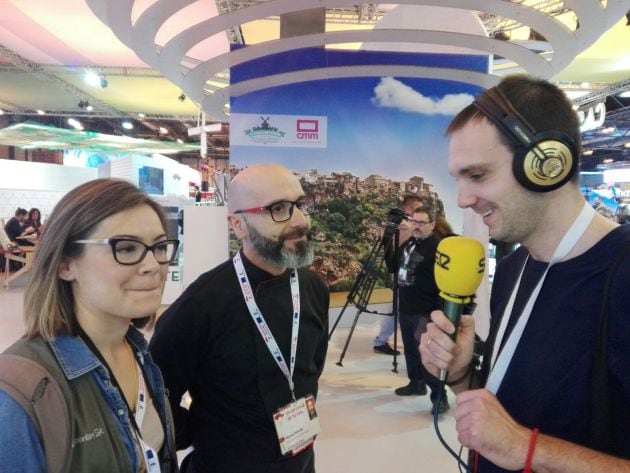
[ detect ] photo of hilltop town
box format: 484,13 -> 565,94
230,167 -> 445,292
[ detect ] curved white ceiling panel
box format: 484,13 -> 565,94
87,0 -> 630,120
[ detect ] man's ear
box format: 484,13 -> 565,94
228,214 -> 247,241
58,257 -> 75,281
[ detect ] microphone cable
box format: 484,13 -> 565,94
432,381 -> 472,473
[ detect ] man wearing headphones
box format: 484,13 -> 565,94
420,75 -> 630,472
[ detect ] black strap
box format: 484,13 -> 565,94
589,241 -> 630,452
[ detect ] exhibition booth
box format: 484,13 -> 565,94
0,156 -> 228,302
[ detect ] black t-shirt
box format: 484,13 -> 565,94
396,235 -> 440,315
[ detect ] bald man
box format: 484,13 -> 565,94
150,163 -> 330,473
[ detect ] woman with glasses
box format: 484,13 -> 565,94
0,178 -> 179,472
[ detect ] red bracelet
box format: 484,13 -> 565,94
523,428 -> 539,473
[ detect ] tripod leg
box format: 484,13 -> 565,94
328,300 -> 351,340
335,307 -> 364,367
391,310 -> 399,373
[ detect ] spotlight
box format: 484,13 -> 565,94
159,126 -> 168,135
84,71 -> 100,87
78,100 -> 93,111
67,118 -> 84,130
122,121 -> 133,130
178,93 -> 186,102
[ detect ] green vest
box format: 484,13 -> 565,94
6,337 -> 154,472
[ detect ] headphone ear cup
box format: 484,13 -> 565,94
512,131 -> 577,192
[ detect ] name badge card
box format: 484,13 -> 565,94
273,394 -> 321,456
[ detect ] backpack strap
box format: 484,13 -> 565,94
589,240 -> 630,452
0,354 -> 70,473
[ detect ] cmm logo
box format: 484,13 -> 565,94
296,119 -> 319,140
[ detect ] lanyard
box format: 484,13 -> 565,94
403,239 -> 416,265
77,328 -> 161,472
486,202 -> 596,394
233,252 -> 301,400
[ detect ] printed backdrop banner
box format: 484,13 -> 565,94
229,46 -> 488,290
230,113 -> 327,148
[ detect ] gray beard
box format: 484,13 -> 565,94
247,223 -> 314,269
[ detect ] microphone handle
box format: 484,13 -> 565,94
438,299 -> 465,382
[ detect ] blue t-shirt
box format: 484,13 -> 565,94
476,225 -> 630,472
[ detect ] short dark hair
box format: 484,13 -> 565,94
446,74 -> 581,183
15,208 -> 27,217
414,205 -> 435,222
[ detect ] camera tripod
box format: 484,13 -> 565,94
328,209 -> 406,372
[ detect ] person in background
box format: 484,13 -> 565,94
4,207 -> 32,244
150,163 -> 329,473
194,185 -> 202,203
0,179 -> 179,472
372,194 -> 423,355
421,74 -> 630,472
433,214 -> 457,239
25,207 -> 44,236
388,206 -> 447,414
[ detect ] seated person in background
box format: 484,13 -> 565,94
4,207 -> 34,245
0,179 -> 179,472
24,207 -> 44,236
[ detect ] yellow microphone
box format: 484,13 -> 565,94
434,236 -> 486,381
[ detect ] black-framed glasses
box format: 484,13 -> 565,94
73,238 -> 179,265
233,195 -> 315,223
410,219 -> 432,226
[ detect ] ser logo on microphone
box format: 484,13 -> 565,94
477,257 -> 485,274
435,250 -> 450,271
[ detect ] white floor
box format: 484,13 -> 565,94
0,275 -> 465,472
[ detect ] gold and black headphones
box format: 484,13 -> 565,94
473,87 -> 577,192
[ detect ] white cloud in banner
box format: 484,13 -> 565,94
371,77 -> 474,115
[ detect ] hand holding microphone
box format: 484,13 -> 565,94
433,236 -> 485,382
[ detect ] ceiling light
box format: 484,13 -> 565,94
84,71 -> 101,87
582,150 -> 594,156
159,126 -> 168,135
67,118 -> 83,130
580,82 -> 591,89
122,121 -> 133,130
176,138 -> 184,144
602,158 -> 614,164
138,113 -> 145,118
619,91 -> 630,98
624,143 -> 630,148
178,93 -> 186,102
600,127 -> 615,134
0,109 -> 4,115
36,109 -> 46,115
78,100 -> 92,111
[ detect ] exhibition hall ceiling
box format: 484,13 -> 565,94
0,1 -> 628,167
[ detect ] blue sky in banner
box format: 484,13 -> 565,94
230,48 -> 488,229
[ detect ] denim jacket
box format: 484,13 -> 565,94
0,327 -> 178,472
